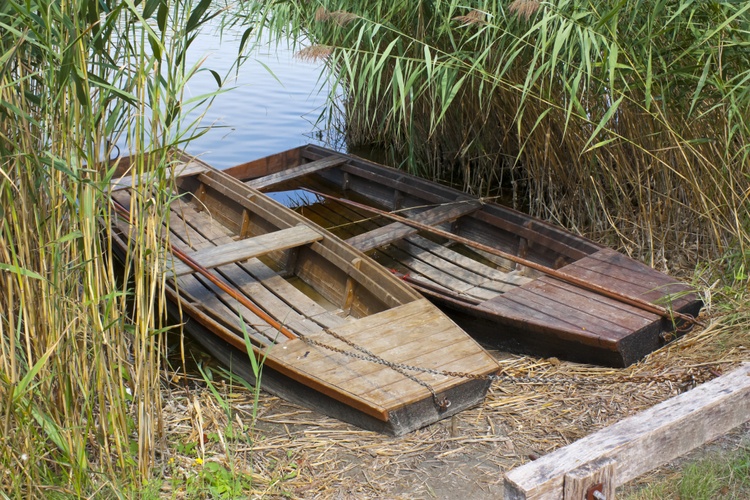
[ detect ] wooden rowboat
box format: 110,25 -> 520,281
109,152 -> 499,435
224,145 -> 703,367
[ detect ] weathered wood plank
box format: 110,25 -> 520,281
563,458 -> 616,500
245,155 -> 348,190
477,292 -> 620,347
407,235 -> 533,287
167,225 -> 322,277
562,248 -> 698,309
347,199 -> 481,252
238,258 -> 351,329
504,363 -> 750,500
110,161 -> 208,191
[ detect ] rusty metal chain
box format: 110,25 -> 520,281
297,328 -> 711,397
298,329 -> 452,411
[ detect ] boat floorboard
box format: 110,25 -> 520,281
562,248 -> 695,308
292,194 -> 529,302
272,299 -> 498,412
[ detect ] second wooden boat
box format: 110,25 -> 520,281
225,145 -> 703,367
109,152 -> 499,435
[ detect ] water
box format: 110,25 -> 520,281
181,18 -> 339,169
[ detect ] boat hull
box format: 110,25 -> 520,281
110,152 -> 499,434
225,145 -> 703,367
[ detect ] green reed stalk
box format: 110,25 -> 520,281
1,0 -> 223,495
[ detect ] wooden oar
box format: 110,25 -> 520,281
110,199 -> 297,340
304,188 -> 700,326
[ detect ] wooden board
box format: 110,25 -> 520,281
271,299 -> 499,412
167,224 -> 322,277
504,363 -> 750,499
110,161 -> 208,191
246,155 -> 348,190
347,199 -> 481,252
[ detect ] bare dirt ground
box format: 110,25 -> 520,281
159,312 -> 748,499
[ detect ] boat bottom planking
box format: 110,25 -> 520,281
109,152 -> 500,435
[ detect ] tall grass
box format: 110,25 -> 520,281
0,0 -> 223,495
244,0 -> 750,272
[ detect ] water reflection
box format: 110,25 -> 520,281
264,189 -> 323,209
182,16 -> 339,169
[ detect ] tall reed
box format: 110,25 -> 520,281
0,0 -> 221,495
244,1 -> 750,273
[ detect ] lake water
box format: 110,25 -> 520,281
181,17 -> 339,169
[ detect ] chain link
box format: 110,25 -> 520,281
296,328 -> 707,401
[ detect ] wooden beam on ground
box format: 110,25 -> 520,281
167,224 -> 322,277
245,155 -> 348,191
504,363 -> 750,499
346,199 -> 482,252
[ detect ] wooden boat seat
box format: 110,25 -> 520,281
246,155 -> 348,191
110,161 -> 209,192
347,199 -> 483,252
167,224 -> 322,277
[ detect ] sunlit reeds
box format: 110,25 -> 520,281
0,0 -> 222,495
244,1 -> 750,275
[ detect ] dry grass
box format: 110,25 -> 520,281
158,305 -> 748,498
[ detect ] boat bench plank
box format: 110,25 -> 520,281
167,225 -> 322,277
169,197 -> 351,332
110,161 -> 209,192
245,155 -> 348,191
347,199 -> 482,252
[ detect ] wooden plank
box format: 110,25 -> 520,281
504,363 -> 750,500
347,199 -> 481,252
167,225 -> 322,277
110,161 -> 208,191
563,458 -> 616,500
562,248 -> 697,309
271,299 -> 497,408
477,292 -> 620,347
245,155 -> 348,190
408,235 -> 533,287
393,238 -> 510,298
238,258 -> 350,329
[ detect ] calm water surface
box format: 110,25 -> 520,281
182,19 -> 339,169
